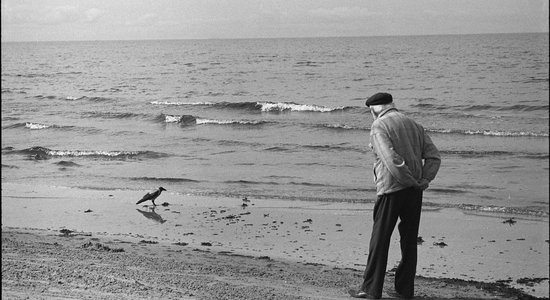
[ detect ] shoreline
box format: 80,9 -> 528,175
1,182 -> 549,298
2,227 -> 545,300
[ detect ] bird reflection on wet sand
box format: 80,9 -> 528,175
136,207 -> 167,224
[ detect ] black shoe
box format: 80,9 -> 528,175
387,290 -> 414,299
348,289 -> 380,299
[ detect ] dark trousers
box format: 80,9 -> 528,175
361,187 -> 423,298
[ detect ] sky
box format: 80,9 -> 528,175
1,0 -> 549,42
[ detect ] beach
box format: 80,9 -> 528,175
2,33 -> 548,299
2,183 -> 548,299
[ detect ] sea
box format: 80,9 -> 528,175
1,33 -> 548,219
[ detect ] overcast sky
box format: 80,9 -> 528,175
1,0 -> 548,42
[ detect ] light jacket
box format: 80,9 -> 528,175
369,108 -> 441,195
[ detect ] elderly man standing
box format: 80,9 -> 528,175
349,93 -> 441,299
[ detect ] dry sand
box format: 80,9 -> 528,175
2,183 -> 549,299
1,228 -> 542,300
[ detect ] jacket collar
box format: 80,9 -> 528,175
377,107 -> 398,119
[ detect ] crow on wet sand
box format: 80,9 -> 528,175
136,187 -> 166,206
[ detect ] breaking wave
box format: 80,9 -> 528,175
317,123 -> 548,138
25,122 -> 51,130
457,203 -> 548,218
428,128 -> 548,137
440,150 -> 548,159
160,114 -> 270,126
196,118 -> 269,125
412,103 -> 549,112
15,146 -> 169,160
81,111 -> 144,119
2,122 -> 73,130
151,100 -> 352,112
64,96 -> 115,102
129,176 -> 200,183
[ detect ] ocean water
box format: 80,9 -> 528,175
1,33 -> 548,218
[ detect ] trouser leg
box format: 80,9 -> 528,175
361,193 -> 400,297
394,188 -> 423,297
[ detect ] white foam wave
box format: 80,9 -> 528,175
323,124 -> 358,130
165,115 -> 182,123
196,118 -> 233,125
46,150 -> 138,157
65,96 -> 83,100
25,122 -> 50,130
196,118 -> 264,125
258,102 -> 343,112
429,128 -> 549,137
464,130 -> 549,137
151,101 -> 214,106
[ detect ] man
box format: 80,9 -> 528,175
350,92 -> 441,299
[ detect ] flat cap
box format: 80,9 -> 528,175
365,92 -> 393,107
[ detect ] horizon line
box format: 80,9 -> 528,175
1,30 -> 548,44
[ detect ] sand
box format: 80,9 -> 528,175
1,228 -> 542,300
2,182 -> 549,299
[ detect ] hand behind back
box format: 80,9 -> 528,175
415,178 -> 430,190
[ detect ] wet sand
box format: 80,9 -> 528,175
2,183 -> 549,299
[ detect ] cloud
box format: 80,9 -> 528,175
124,13 -> 158,26
1,4 -> 103,26
83,8 -> 103,23
41,5 -> 79,24
309,6 -> 384,20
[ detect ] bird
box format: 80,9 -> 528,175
502,217 -> 516,226
136,187 -> 166,206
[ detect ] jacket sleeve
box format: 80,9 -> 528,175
371,131 -> 418,188
421,133 -> 441,182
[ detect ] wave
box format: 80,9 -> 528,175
224,179 -> 280,185
222,179 -> 338,188
412,103 -> 549,112
196,118 -> 269,125
317,123 -> 548,138
440,150 -> 548,159
33,95 -> 57,100
457,203 -> 548,218
189,186 -> 547,218
129,176 -> 200,183
258,102 -> 348,112
34,95 -> 112,102
29,95 -> 116,102
2,122 -> 74,131
65,96 -> 115,102
55,161 -> 82,167
151,101 -> 215,107
11,71 -> 82,78
160,114 -> 270,126
303,144 -> 366,153
428,128 -> 549,137
81,111 -> 143,119
160,114 -> 198,124
319,123 -> 368,131
14,146 -> 169,160
2,122 -> 103,134
2,164 -> 19,169
25,122 -> 51,130
151,100 -> 352,112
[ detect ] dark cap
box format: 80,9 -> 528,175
365,92 -> 393,107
